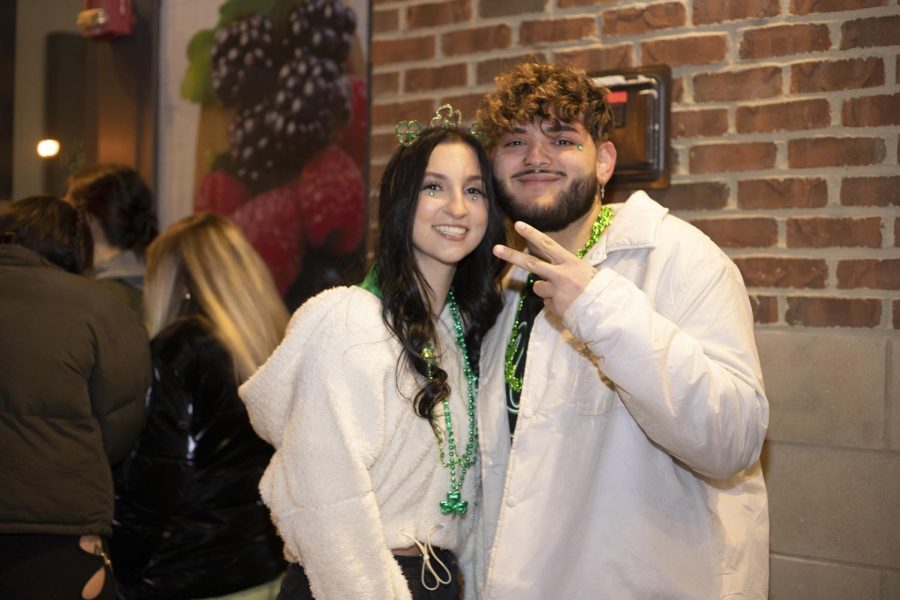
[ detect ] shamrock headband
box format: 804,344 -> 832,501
394,103 -> 485,147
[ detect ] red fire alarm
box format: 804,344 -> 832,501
77,0 -> 135,40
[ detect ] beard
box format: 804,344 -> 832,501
496,172 -> 598,232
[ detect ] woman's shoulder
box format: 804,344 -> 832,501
285,285 -> 384,343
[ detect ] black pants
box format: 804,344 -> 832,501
0,534 -> 116,600
277,548 -> 461,600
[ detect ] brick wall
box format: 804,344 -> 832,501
371,0 -> 898,331
371,2 -> 900,596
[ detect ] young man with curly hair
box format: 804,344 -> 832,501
474,60 -> 769,599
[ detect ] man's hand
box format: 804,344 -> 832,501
493,221 -> 596,317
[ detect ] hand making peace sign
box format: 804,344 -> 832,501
493,221 -> 598,318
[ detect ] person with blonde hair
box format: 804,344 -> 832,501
0,195 -> 150,600
112,212 -> 287,599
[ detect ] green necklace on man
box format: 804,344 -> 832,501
504,204 -> 615,396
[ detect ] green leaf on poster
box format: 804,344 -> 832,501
180,28 -> 216,104
218,0 -> 278,27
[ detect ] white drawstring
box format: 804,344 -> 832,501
399,525 -> 452,591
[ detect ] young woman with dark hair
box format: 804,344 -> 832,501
240,114 -> 505,600
67,164 -> 158,316
0,196 -> 150,600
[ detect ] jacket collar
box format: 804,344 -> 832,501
586,190 -> 668,266
91,249 -> 145,287
0,243 -> 64,271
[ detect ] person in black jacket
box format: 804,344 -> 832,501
112,212 -> 288,599
0,196 -> 151,600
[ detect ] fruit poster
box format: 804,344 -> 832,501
175,0 -> 368,309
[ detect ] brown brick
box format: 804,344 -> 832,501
842,93 -> 900,127
602,3 -> 686,37
641,35 -> 727,67
894,299 -> 900,329
371,132 -> 397,162
841,15 -> 900,49
690,142 -> 777,173
735,257 -> 828,288
371,99 -> 436,128
556,45 -> 633,72
738,178 -> 828,209
786,297 -> 881,327
791,57 -> 884,93
694,0 -> 779,24
787,217 -> 882,248
404,64 -> 468,93
373,9 -> 399,33
559,0 -> 617,7
791,0 -> 887,14
407,0 -> 471,29
442,25 -> 512,56
841,176 -> 900,206
694,67 -> 782,102
649,181 -> 730,210
736,99 -> 830,133
740,24 -> 831,59
372,36 -> 435,67
673,109 -> 729,138
521,17 -> 597,46
477,53 -> 548,85
749,295 -> 779,324
838,259 -> 900,290
480,0 -> 549,18
372,72 -> 399,96
788,137 -> 886,168
896,218 -> 900,247
691,218 -> 778,248
672,77 -> 684,103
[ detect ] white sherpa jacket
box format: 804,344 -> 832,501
240,286 -> 482,600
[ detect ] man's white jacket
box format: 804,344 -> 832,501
477,191 -> 769,599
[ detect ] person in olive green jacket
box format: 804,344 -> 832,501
0,196 -> 151,600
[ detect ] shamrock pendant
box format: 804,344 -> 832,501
439,490 -> 468,515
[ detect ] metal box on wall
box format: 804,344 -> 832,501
592,64 -> 671,190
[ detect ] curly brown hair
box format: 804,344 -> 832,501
476,59 -> 614,150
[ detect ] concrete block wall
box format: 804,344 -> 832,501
369,0 -> 900,596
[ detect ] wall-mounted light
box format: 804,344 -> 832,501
37,139 -> 61,158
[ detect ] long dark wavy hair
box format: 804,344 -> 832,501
377,126 -> 505,421
0,195 -> 93,274
67,164 -> 158,254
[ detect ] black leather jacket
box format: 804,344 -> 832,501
112,316 -> 284,599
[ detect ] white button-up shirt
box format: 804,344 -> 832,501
478,191 -> 769,599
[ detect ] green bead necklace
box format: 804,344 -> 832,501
423,289 -> 478,516
503,205 -> 614,396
